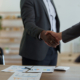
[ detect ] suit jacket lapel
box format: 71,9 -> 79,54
50,0 -> 60,32
39,0 -> 60,30
40,0 -> 51,25
50,0 -> 57,14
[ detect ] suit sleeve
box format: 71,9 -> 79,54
20,0 -> 43,39
62,22 -> 80,43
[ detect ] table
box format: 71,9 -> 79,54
0,65 -> 80,80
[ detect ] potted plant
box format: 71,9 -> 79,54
4,47 -> 10,54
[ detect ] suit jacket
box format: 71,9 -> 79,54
62,22 -> 80,43
19,0 -> 60,61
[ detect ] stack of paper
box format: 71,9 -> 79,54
1,66 -> 70,72
2,66 -> 70,80
8,72 -> 42,80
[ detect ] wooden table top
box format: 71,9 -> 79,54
0,65 -> 80,80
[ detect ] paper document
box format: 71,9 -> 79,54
28,66 -> 55,72
54,66 -> 70,71
8,72 -> 42,80
1,65 -> 32,73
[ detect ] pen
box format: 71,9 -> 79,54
25,67 -> 31,70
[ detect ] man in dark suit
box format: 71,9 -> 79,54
19,0 -> 60,65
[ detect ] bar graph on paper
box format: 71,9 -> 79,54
8,72 -> 42,80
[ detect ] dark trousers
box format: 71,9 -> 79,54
22,47 -> 58,66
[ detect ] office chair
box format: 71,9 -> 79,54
75,55 -> 80,63
0,47 -> 5,65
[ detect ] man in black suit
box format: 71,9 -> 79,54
19,0 -> 60,65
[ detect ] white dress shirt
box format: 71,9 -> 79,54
43,0 -> 56,32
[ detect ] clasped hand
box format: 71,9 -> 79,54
40,30 -> 62,48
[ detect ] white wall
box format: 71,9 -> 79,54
0,0 -> 20,12
54,0 -> 80,53
0,0 -> 80,53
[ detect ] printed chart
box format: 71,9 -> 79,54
1,66 -> 32,72
28,66 -> 55,72
8,72 -> 42,80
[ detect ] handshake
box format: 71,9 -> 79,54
40,30 -> 62,48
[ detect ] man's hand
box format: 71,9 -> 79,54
45,31 -> 62,42
40,30 -> 59,48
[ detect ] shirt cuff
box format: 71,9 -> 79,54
39,33 -> 41,39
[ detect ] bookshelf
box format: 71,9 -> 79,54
0,12 -> 23,55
